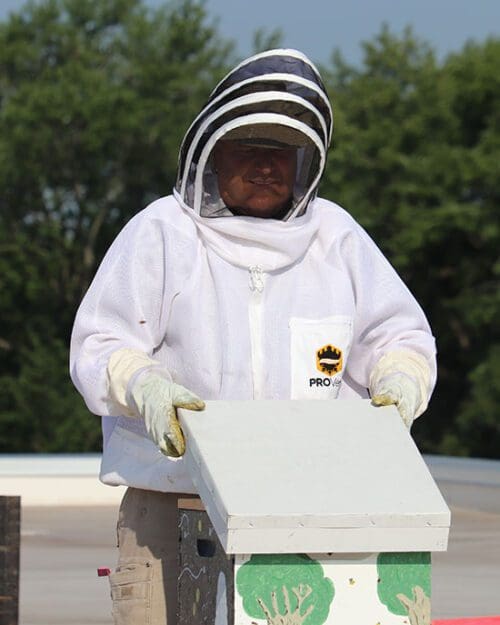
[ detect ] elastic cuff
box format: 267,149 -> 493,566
107,348 -> 164,415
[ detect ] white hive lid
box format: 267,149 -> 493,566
178,400 -> 450,554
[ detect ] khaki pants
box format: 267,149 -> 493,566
109,488 -> 198,625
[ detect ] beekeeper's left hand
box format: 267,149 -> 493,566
370,350 -> 432,429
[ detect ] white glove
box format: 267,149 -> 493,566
129,371 -> 205,457
370,350 -> 432,429
107,348 -> 205,456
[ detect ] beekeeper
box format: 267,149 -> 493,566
70,49 -> 436,625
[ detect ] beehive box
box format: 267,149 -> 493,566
177,400 -> 450,625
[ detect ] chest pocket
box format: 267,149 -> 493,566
289,315 -> 353,399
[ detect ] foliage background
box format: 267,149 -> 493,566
0,0 -> 498,456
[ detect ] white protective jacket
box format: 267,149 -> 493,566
70,193 -> 436,493
70,49 -> 436,493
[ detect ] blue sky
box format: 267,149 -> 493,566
1,0 -> 499,66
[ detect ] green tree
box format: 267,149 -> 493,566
0,0 -> 233,451
1,7 -> 499,458
449,345 -> 500,457
236,554 -> 334,625
377,552 -> 431,616
0,333 -> 99,452
436,39 -> 500,455
321,28 -> 500,457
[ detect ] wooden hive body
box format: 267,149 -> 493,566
177,400 -> 450,625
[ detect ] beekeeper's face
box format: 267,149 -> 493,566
213,140 -> 297,219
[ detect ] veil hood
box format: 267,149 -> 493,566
174,49 -> 333,221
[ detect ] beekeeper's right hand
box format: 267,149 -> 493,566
106,348 -> 205,457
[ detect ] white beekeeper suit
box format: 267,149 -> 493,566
69,49 -> 436,625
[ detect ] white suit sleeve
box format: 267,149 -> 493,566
339,224 -> 437,407
69,211 -> 171,416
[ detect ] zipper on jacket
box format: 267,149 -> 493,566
248,265 -> 265,398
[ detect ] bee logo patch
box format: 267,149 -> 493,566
316,344 -> 343,376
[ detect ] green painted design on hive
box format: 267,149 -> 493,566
377,552 -> 431,615
236,554 -> 334,625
